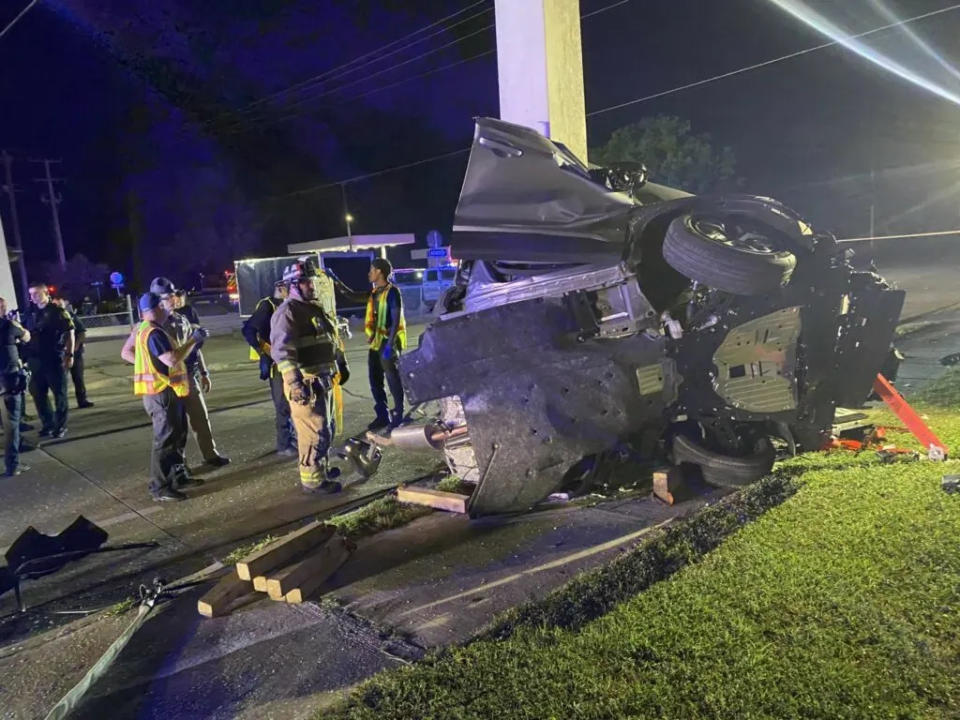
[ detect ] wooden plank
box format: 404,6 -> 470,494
235,522 -> 335,581
284,537 -> 352,604
252,576 -> 268,593
197,574 -> 253,618
653,467 -> 696,506
396,485 -> 469,514
266,535 -> 341,600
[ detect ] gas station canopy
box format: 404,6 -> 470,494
287,234 -> 416,255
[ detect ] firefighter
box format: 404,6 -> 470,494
330,258 -> 406,430
132,292 -> 207,502
149,277 -> 230,469
270,260 -> 349,494
241,279 -> 296,456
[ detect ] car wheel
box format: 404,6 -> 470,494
672,433 -> 774,488
662,213 -> 796,295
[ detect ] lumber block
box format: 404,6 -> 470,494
235,522 -> 335,581
197,574 -> 253,618
284,537 -> 352,604
396,485 -> 469,514
652,467 -> 692,506
252,576 -> 268,593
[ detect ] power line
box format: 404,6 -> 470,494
218,1 -> 491,122
586,2 -> 960,118
838,228 -> 960,243
581,0 -> 631,20
230,47 -> 496,134
224,22 -> 494,133
278,147 -> 470,199
0,0 -> 40,41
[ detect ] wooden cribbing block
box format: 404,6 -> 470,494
235,522 -> 335,581
252,576 -> 268,592
396,485 -> 469,514
284,537 -> 352,604
653,467 -> 689,506
197,574 -> 253,618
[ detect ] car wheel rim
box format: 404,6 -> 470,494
691,217 -> 776,255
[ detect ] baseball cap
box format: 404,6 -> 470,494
138,292 -> 161,313
149,276 -> 177,296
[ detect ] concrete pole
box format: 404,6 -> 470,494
1,150 -> 30,306
494,0 -> 588,162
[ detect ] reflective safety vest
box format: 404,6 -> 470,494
364,284 -> 406,349
248,297 -> 277,361
133,321 -> 189,397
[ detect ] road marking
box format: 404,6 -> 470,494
398,518 -> 674,617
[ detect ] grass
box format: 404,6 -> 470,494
323,406 -> 960,719
912,366 -> 960,408
102,596 -> 137,617
329,496 -> 432,540
222,534 -> 278,565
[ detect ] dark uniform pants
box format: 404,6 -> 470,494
70,346 -> 88,405
287,375 -> 335,489
270,371 -> 295,451
184,372 -> 218,461
1,388 -> 23,474
368,344 -> 404,422
143,387 -> 187,495
30,362 -> 69,433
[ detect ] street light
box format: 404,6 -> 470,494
345,213 -> 354,251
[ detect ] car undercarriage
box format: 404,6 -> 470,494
390,118 -> 905,517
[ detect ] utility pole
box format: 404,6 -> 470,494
31,158 -> 67,268
1,150 -> 29,305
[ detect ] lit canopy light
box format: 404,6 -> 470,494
766,0 -> 960,106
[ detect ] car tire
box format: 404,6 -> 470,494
662,213 -> 796,295
672,433 -> 775,488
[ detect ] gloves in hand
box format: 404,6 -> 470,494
289,379 -> 310,405
380,343 -> 394,362
259,354 -> 272,381
191,327 -> 209,346
336,350 -> 350,385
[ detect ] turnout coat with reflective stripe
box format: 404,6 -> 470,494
133,321 -> 189,397
269,297 -> 338,381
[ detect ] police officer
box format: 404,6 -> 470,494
131,292 -> 207,502
55,298 -> 94,409
331,258 -> 406,430
23,282 -> 74,439
271,260 -> 349,494
150,277 -> 230,469
0,298 -> 30,476
242,279 -> 296,456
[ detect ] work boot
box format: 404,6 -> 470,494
367,416 -> 390,432
153,487 -> 187,502
175,474 -> 205,488
204,454 -> 231,467
301,479 -> 342,495
51,428 -> 67,440
78,400 -> 95,409
389,410 -> 405,429
4,465 -> 29,477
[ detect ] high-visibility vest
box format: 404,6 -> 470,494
133,321 -> 189,397
248,297 -> 277,361
364,284 -> 406,349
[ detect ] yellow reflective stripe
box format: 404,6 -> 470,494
276,360 -> 296,374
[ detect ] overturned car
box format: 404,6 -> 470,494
395,118 -> 904,517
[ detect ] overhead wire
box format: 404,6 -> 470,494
216,1 -> 492,123
0,0 -> 40,41
586,2 -> 960,117
223,21 -> 494,133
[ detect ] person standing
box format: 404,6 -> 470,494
0,298 -> 30,476
23,282 -> 74,439
131,292 -> 207,502
151,277 -> 230,468
242,280 -> 296,456
271,260 -> 348,494
173,289 -> 201,325
55,298 -> 94,409
332,258 -> 406,430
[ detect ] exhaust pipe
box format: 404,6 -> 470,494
367,422 -> 469,451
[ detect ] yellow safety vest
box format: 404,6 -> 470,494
364,284 -> 406,349
133,321 -> 189,397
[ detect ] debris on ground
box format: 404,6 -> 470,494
943,475 -> 960,494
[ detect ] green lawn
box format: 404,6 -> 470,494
324,404 -> 960,719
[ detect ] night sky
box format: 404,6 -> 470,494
1,0 -> 959,290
